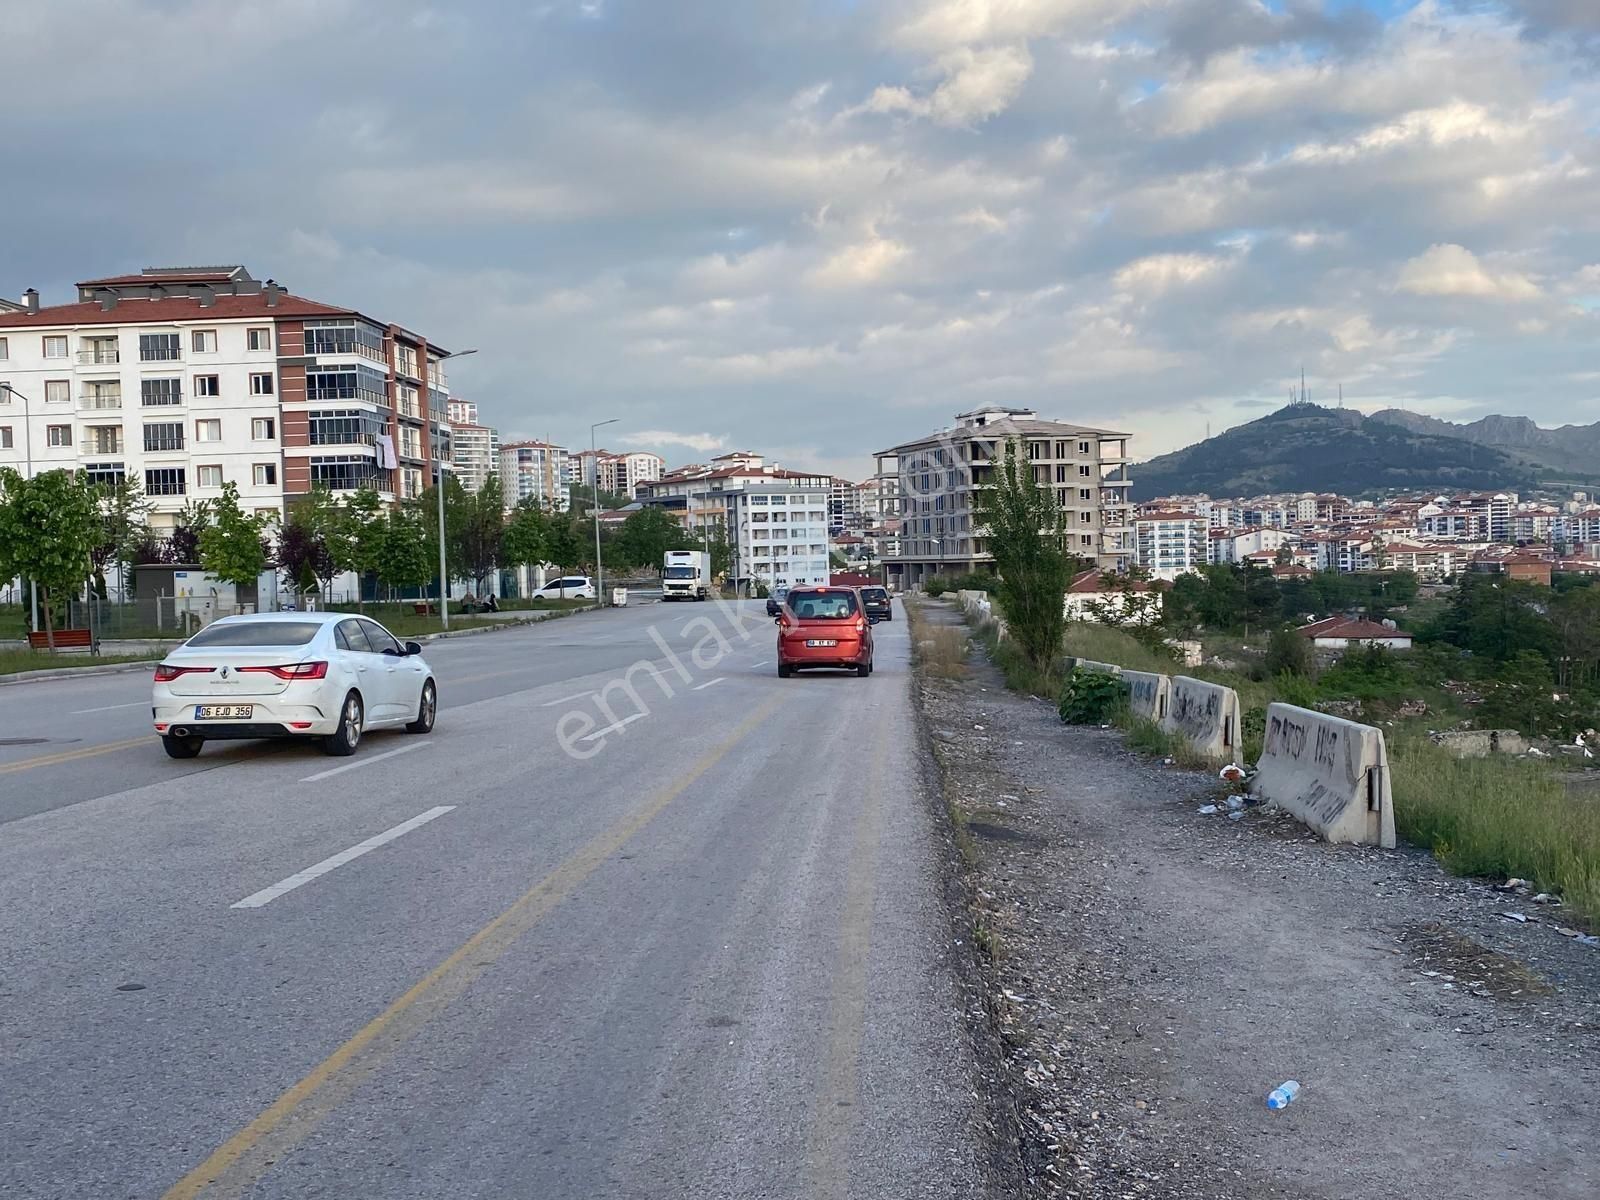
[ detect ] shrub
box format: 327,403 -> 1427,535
924,577 -> 950,597
1058,667 -> 1123,724
1264,626 -> 1313,677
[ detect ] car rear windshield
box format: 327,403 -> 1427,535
787,590 -> 859,619
186,621 -> 322,647
861,588 -> 888,601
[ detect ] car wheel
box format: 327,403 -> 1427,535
778,663 -> 793,678
406,679 -> 437,734
856,661 -> 871,677
323,691 -> 364,756
162,734 -> 204,759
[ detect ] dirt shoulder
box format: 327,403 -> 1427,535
914,600 -> 1600,1199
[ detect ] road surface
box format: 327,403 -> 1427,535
0,600 -> 990,1199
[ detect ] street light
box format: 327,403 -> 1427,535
591,418 -> 619,605
434,348 -> 478,630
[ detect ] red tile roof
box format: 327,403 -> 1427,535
1298,617 -> 1411,641
0,293 -> 354,328
1068,568 -> 1153,593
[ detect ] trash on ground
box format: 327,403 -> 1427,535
1197,804 -> 1219,815
1226,795 -> 1245,811
1266,1080 -> 1302,1110
1531,893 -> 1560,906
1500,912 -> 1531,923
1218,764 -> 1246,783
1497,878 -> 1530,892
1228,811 -> 1246,822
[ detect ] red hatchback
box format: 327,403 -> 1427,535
776,587 -> 874,677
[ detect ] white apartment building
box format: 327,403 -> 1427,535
873,406 -> 1133,587
0,266 -> 454,530
451,420 -> 501,497
726,484 -> 833,590
571,449 -> 665,497
1134,511 -> 1207,579
500,441 -> 569,511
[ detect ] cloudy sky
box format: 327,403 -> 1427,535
6,0 -> 1600,479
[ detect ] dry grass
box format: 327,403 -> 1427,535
906,600 -> 972,679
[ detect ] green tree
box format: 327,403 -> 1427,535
1082,568 -> 1163,633
974,440 -> 1075,673
277,489 -> 339,600
91,477 -> 153,598
543,512 -> 585,576
613,505 -> 683,572
501,499 -> 549,576
1549,583 -> 1600,691
168,498 -> 212,565
0,468 -> 101,649
446,473 -> 506,591
335,486 -> 386,603
1478,650 -> 1560,735
1197,564 -> 1246,630
198,481 -> 270,593
374,505 -> 436,598
1264,626 -> 1314,677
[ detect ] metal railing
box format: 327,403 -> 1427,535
79,393 -> 123,410
81,437 -> 124,456
76,348 -> 120,365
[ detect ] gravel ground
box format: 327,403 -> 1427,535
913,602 -> 1600,1199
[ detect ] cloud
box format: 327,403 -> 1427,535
1396,243 -> 1541,302
617,430 -> 729,454
862,43 -> 1034,126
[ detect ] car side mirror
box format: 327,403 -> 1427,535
773,617 -> 782,625
405,641 -> 423,656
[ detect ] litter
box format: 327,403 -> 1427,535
1496,878 -> 1530,892
1531,893 -> 1560,906
1197,805 -> 1219,815
1218,764 -> 1246,783
1266,1081 -> 1301,1110
1226,795 -> 1245,811
1228,811 -> 1245,822
1500,912 -> 1531,923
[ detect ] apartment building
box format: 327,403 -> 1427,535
451,423 -> 501,497
872,406 -> 1133,587
725,484 -> 834,590
570,449 -> 666,498
1133,511 -> 1207,579
0,266 -> 454,525
499,441 -> 569,511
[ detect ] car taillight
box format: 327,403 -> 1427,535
855,618 -> 867,633
154,663 -> 211,681
239,661 -> 329,680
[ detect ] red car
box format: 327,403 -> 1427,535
776,586 -> 874,677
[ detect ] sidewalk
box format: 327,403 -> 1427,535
916,603 -> 1600,1199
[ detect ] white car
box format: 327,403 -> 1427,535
531,575 -> 595,600
152,612 -> 436,759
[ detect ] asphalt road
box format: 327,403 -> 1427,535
0,600 -> 990,1199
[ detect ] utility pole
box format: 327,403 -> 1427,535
591,417 -> 618,605
434,348 -> 479,630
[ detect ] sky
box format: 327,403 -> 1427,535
5,0 -> 1600,482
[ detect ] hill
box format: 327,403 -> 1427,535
1370,409 -> 1600,483
1131,405 -> 1540,500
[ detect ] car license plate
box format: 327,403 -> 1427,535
196,704 -> 253,720
805,639 -> 838,647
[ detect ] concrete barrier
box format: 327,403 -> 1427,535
1063,656 -> 1122,676
1121,669 -> 1170,722
1252,703 -> 1395,848
1161,675 -> 1242,765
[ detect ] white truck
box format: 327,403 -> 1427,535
662,550 -> 712,601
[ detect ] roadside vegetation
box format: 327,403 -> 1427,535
0,649 -> 160,676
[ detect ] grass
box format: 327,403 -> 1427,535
1114,709 -> 1216,768
1390,736 -> 1600,924
1062,623 -> 1181,676
0,649 -> 161,676
325,599 -> 590,640
918,625 -> 972,679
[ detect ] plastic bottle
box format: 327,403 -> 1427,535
1266,1081 -> 1301,1110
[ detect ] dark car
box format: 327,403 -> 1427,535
765,585 -> 789,617
860,585 -> 892,623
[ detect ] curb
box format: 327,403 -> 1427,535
416,604 -> 601,642
0,659 -> 160,687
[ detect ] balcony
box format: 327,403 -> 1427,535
81,435 -> 125,456
79,392 -> 123,411
77,348 -> 120,366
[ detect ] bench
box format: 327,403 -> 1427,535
412,602 -> 438,616
27,628 -> 93,650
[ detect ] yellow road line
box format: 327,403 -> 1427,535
161,692 -> 787,1200
0,736 -> 150,776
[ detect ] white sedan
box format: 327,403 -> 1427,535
152,612 -> 436,759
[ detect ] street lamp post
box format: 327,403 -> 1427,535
591,418 -> 619,605
0,384 -> 39,630
432,348 -> 478,630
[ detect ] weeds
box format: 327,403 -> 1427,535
1115,711 -> 1215,769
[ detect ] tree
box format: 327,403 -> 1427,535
543,512 -> 585,576
1478,650 -> 1560,736
1549,583 -> 1600,691
277,491 -> 338,600
374,505 -> 436,598
830,549 -> 849,569
1082,567 -> 1163,633
91,477 -> 153,598
333,486 -> 386,604
501,499 -> 549,576
448,473 -> 506,592
168,498 -> 211,565
0,468 -> 101,649
198,481 -> 270,594
612,505 -> 682,572
1273,543 -> 1294,567
694,516 -> 732,579
1264,626 -> 1314,677
974,440 -> 1075,672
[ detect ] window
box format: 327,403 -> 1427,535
141,378 -> 182,406
195,418 -> 222,442
46,424 -> 72,447
194,374 -> 220,397
0,427 -> 10,449
0,337 -> 7,360
396,382 -> 419,418
247,327 -> 272,352
197,465 -> 223,488
309,408 -> 384,446
1080,534 -> 1093,547
83,462 -> 124,486
304,319 -> 385,361
750,495 -> 768,505
399,426 -> 420,458
250,372 -> 274,395
396,345 -> 419,378
253,463 -> 278,486
192,620 -> 321,648
43,335 -> 68,359
402,467 -> 422,498
145,467 -> 186,496
1078,464 -> 1091,477
44,379 -> 69,404
335,620 -> 373,653
191,329 -> 217,353
1079,488 -> 1093,502
138,333 -> 180,361
310,455 -> 389,491
143,422 -> 184,452
1080,511 -> 1093,524
1078,440 -> 1091,455
306,365 -> 387,404
359,620 -> 402,655
252,417 -> 276,440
